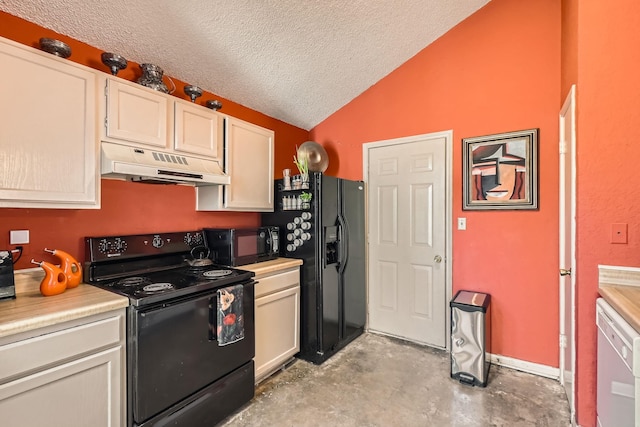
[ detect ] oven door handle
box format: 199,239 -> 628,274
208,295 -> 218,342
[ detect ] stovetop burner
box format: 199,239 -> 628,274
118,277 -> 149,287
203,269 -> 233,278
141,283 -> 174,293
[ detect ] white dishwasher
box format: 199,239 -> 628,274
596,298 -> 640,427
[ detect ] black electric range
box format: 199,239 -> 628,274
84,231 -> 256,427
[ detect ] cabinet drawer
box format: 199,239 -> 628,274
255,269 -> 299,298
0,314 -> 123,383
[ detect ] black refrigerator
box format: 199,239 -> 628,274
262,172 -> 366,364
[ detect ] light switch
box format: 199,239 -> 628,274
10,230 -> 29,244
457,218 -> 466,230
611,223 -> 628,244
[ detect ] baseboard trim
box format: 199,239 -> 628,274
489,353 -> 559,380
367,330 -> 560,380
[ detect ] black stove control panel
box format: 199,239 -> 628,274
86,231 -> 205,262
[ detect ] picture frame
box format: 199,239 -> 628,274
462,128 -> 539,210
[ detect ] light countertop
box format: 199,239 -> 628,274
598,265 -> 640,333
0,269 -> 129,339
0,259 -> 302,340
239,257 -> 303,278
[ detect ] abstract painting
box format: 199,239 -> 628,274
463,129 -> 539,210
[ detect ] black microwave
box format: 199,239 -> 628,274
203,226 -> 279,266
0,250 -> 16,300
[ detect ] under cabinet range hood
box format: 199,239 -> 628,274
101,142 -> 230,185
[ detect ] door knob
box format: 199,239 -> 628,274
560,268 -> 571,276
434,255 -> 443,263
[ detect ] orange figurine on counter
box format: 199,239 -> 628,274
44,248 -> 82,288
31,259 -> 67,296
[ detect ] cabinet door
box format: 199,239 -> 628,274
255,286 -> 300,383
224,117 -> 275,211
105,78 -> 169,148
0,37 -> 99,208
174,99 -> 224,160
0,346 -> 124,427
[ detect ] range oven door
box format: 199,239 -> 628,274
130,280 -> 255,425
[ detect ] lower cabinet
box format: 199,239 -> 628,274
250,266 -> 300,384
0,309 -> 126,426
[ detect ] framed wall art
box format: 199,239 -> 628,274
462,128 -> 539,210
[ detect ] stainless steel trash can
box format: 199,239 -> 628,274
450,290 -> 491,387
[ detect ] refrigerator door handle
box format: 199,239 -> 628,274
337,215 -> 349,274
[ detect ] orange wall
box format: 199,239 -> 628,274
560,0 -> 578,98
572,2 -> 640,425
312,0 -> 561,366
0,11 -> 309,269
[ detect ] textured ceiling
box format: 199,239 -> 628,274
1,0 -> 490,130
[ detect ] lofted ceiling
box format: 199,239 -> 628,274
1,0 -> 490,130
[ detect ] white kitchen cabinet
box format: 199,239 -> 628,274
0,309 -> 126,426
102,77 -> 224,163
249,266 -> 300,384
174,98 -> 224,159
196,116 -> 274,211
103,78 -> 169,148
0,36 -> 99,208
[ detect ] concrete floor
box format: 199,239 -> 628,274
221,333 -> 571,427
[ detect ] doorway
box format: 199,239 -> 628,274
363,131 -> 452,348
559,84 -> 576,424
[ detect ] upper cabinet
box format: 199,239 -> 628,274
0,35 -> 273,211
197,117 -> 274,212
0,36 -> 99,209
101,77 -> 224,163
174,99 -> 224,159
103,78 -> 169,148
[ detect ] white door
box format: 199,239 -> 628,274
559,84 -> 576,424
365,132 -> 450,347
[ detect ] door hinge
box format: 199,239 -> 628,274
104,81 -> 109,131
559,334 -> 567,348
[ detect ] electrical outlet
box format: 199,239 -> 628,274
611,223 -> 628,244
457,218 -> 466,230
10,230 -> 29,244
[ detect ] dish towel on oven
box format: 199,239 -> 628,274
217,284 -> 244,346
